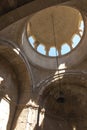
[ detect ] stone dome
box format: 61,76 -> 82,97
27,5 -> 84,56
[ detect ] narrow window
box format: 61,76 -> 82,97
61,43 -> 71,55
28,36 -> 35,47
37,44 -> 46,55
49,47 -> 58,56
72,34 -> 80,48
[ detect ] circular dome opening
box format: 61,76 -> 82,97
27,5 -> 84,57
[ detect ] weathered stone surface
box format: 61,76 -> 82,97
0,0 -> 87,130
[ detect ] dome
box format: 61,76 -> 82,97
27,5 -> 84,57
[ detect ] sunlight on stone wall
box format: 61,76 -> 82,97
73,126 -> 76,130
26,100 -> 45,130
26,106 -> 38,130
0,98 -> 10,130
39,108 -> 45,127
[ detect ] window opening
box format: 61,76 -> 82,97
61,44 -> 71,55
72,34 -> 80,48
37,44 -> 46,55
28,36 -> 35,47
49,47 -> 58,56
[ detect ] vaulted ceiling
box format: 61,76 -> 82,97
0,0 -> 71,16
0,0 -> 35,16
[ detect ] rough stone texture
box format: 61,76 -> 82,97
0,0 -> 72,30
0,56 -> 18,130
0,0 -> 87,130
0,41 -> 32,130
0,17 -> 27,44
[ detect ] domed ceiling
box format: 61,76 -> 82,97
27,5 -> 84,56
39,73 -> 87,121
43,84 -> 87,119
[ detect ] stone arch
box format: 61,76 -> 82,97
36,71 -> 87,130
0,38 -> 33,130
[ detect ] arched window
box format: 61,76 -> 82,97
37,44 -> 46,55
79,20 -> 84,36
28,36 -> 35,47
61,44 -> 71,55
72,35 -> 80,48
49,47 -> 58,57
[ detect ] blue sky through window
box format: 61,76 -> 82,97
61,44 -> 70,55
49,47 -> 58,56
72,35 -> 80,48
28,36 -> 35,47
28,21 -> 84,56
37,44 -> 46,55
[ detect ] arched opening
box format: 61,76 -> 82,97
49,47 -> 58,57
72,34 -> 80,48
28,36 -> 35,47
37,44 -> 46,55
61,43 -> 71,55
